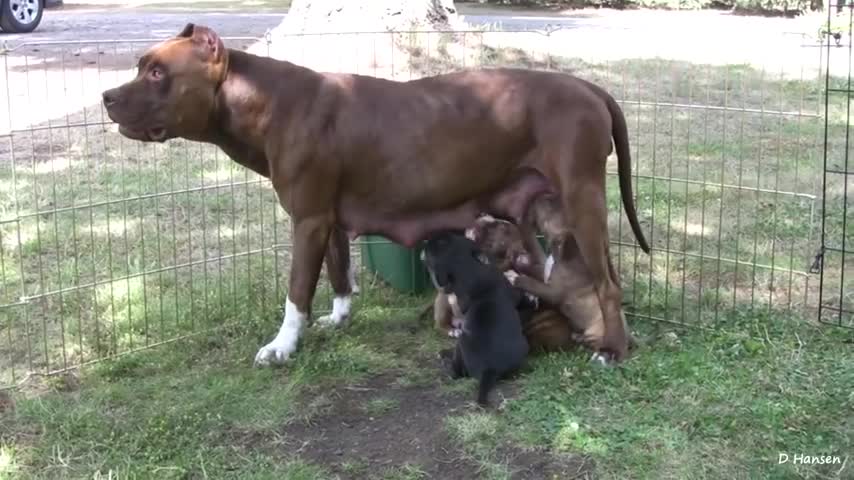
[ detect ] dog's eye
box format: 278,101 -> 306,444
149,67 -> 163,81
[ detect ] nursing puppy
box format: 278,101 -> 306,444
462,215 -> 576,352
431,214 -> 540,338
506,193 -> 636,354
421,231 -> 530,406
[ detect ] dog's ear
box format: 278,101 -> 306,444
180,24 -> 225,65
178,23 -> 195,38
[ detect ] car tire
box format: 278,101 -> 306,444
0,0 -> 43,33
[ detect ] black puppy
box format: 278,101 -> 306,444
421,231 -> 530,406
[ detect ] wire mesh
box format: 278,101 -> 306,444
818,2 -> 854,328
0,24 -> 838,388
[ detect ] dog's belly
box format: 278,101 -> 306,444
338,167 -> 553,248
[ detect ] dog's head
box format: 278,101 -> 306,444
101,23 -> 228,143
420,231 -> 487,291
464,214 -> 531,272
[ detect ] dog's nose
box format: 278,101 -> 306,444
102,90 -> 118,107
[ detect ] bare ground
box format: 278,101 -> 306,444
278,366 -> 593,480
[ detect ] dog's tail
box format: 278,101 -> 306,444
477,369 -> 499,407
604,92 -> 651,255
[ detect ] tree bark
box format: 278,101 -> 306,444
248,0 -> 467,78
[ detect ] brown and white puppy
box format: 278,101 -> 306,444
504,193 -> 636,360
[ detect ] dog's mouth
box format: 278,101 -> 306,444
148,127 -> 167,142
117,125 -> 168,143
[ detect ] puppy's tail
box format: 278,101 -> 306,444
477,369 -> 499,407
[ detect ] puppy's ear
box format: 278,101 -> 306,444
515,253 -> 531,268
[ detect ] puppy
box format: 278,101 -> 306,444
430,215 -> 535,338
505,193 -> 636,356
421,231 -> 529,406
462,214 -> 576,353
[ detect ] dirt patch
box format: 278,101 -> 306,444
278,365 -> 593,480
281,371 -> 480,479
496,446 -> 594,479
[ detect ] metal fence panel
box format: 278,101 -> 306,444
0,26 -> 834,387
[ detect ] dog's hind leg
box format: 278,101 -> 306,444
476,368 -> 498,407
548,120 -> 630,363
561,184 -> 628,363
317,226 -> 354,328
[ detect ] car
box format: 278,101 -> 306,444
0,0 -> 56,34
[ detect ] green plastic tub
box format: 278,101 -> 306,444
358,234 -> 550,295
359,235 -> 433,294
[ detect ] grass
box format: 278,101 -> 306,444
2,301 -> 851,478
1,30 -> 853,479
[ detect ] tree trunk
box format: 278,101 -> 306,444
248,0 -> 467,79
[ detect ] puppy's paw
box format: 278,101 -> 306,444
524,292 -> 539,308
504,270 -> 519,285
589,352 -> 614,367
447,328 -> 462,338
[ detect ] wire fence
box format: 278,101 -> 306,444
0,23 -> 848,388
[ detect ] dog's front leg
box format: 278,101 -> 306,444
254,215 -> 332,366
316,226 -> 355,328
505,271 -> 564,307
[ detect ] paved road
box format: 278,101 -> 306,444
0,8 -> 837,74
0,7 -> 841,135
0,8 -> 824,44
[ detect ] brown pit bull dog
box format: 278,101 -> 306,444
101,24 -> 649,366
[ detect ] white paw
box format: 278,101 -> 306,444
316,295 -> 352,328
448,328 -> 462,338
254,298 -> 306,367
589,352 -> 611,367
504,270 -> 519,285
254,340 -> 296,366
